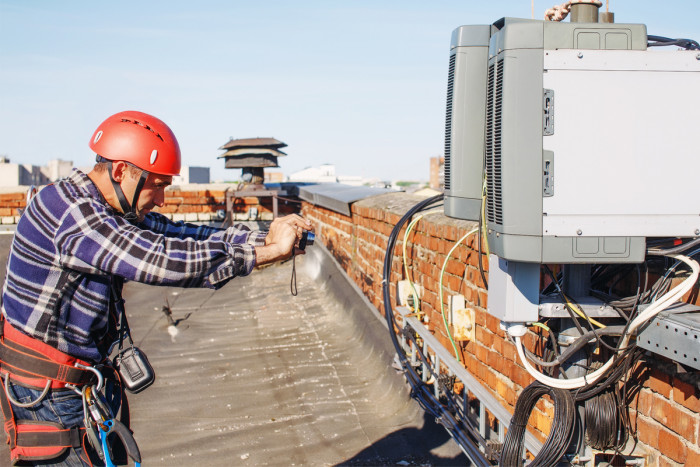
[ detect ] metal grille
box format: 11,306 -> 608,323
486,59 -> 504,225
444,54 -> 456,191
485,62 -> 495,222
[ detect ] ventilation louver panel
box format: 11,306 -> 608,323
444,54 -> 456,191
485,62 -> 495,223
486,59 -> 504,226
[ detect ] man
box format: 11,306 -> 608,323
0,110 -> 312,465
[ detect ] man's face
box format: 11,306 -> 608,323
122,168 -> 172,221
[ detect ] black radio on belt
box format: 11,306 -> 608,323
114,346 -> 155,394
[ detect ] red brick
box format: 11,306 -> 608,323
476,325 -> 493,348
154,205 -> 178,214
664,402 -> 698,443
636,389 -> 652,417
647,368 -> 673,398
672,378 -> 700,412
649,393 -> 670,426
164,196 -> 184,205
495,379 -> 509,403
0,193 -> 24,201
484,313 -> 500,334
658,428 -> 687,464
637,417 -> 659,449
686,447 -> 700,466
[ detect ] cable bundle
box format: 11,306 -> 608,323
382,194 -> 493,465
500,382 -> 576,467
584,388 -> 626,451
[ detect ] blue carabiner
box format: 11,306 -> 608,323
99,419 -> 142,467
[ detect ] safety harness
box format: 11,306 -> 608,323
0,319 -> 95,463
0,318 -> 142,465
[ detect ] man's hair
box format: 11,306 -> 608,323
93,161 -> 143,178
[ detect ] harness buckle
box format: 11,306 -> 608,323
66,362 -> 104,395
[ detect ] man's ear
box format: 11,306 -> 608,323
111,161 -> 128,183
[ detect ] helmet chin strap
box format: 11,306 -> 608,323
98,156 -> 149,222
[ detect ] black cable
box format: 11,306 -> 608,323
648,34 -> 700,50
543,265 -> 586,336
647,237 -> 700,256
585,383 -> 628,450
499,382 -> 576,467
290,249 -> 298,296
521,326 -> 626,368
381,193 -> 492,465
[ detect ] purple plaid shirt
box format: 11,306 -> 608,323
1,170 -> 266,361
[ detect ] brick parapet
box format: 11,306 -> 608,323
0,184 -> 297,223
302,192 -> 700,464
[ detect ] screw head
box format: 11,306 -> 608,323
577,52 -> 584,59
577,229 -> 583,236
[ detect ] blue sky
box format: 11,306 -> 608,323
0,1 -> 697,182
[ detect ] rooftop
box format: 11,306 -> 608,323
0,233 -> 467,466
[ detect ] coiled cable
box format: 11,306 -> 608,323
499,382 -> 576,467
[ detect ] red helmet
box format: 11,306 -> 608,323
89,110 -> 181,176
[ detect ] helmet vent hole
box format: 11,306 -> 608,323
93,131 -> 103,144
150,150 -> 158,165
120,118 -> 165,142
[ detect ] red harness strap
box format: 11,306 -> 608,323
0,321 -> 96,464
0,321 -> 96,389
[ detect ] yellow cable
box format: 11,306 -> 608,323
402,215 -> 423,315
531,321 -> 551,332
481,177 -> 490,256
439,227 -> 479,362
563,293 -> 606,329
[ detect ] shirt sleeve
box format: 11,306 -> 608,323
55,200 -> 258,289
140,212 -> 268,246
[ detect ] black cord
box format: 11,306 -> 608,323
381,194 -> 492,465
648,34 -> 700,50
290,249 -> 298,296
500,382 -> 576,467
522,326 -> 627,368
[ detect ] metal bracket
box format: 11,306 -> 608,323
636,303 -> 700,370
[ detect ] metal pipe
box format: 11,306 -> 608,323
599,11 -> 614,23
570,2 -> 601,23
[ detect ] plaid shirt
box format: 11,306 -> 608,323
1,170 -> 266,362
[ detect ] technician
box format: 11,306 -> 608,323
0,110 -> 312,465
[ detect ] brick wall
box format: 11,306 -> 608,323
302,192 -> 700,466
0,184 -> 298,224
0,191 -> 26,224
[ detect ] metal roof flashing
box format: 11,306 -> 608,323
298,183 -> 396,216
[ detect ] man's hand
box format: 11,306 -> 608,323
255,215 -> 314,266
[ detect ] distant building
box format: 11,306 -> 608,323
264,172 -> 284,183
173,166 -> 210,185
286,164 -> 390,187
45,159 -> 74,181
0,157 -> 70,187
287,164 -> 338,183
429,156 -> 445,190
0,157 -> 210,187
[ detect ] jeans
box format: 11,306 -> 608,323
5,381 -> 121,467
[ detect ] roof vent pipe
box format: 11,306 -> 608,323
570,0 -> 602,23
599,0 -> 614,23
